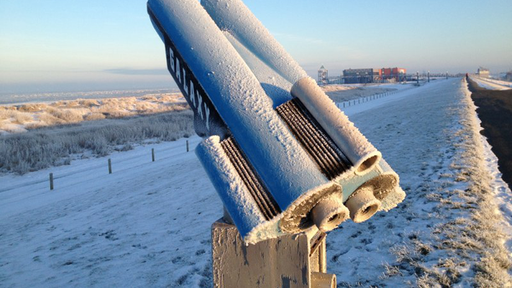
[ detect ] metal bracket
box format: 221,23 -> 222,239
212,218 -> 336,288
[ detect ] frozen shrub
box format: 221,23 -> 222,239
0,110 -> 34,126
0,110 -> 12,121
83,136 -> 109,156
12,111 -> 34,124
115,144 -> 133,152
18,103 -> 48,112
141,95 -> 158,101
78,99 -> 100,107
60,110 -> 85,123
134,101 -> 159,112
0,111 -> 194,174
64,101 -> 81,108
15,160 -> 31,175
36,112 -> 65,126
46,107 -> 84,123
106,111 -> 134,118
84,112 -> 106,121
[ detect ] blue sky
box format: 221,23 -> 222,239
1,0 -> 511,94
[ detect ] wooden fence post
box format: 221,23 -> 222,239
108,158 -> 112,174
49,173 -> 54,190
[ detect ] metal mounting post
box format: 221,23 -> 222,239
212,217 -> 336,288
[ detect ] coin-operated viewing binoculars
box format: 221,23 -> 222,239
148,0 -> 405,286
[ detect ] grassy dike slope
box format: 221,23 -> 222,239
467,77 -> 512,189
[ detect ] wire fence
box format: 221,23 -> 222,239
335,90 -> 401,110
0,138 -> 201,193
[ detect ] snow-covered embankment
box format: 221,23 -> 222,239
0,78 -> 511,287
326,78 -> 511,286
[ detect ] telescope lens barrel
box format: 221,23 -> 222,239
345,186 -> 381,223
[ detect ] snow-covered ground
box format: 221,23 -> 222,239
330,78 -> 512,287
484,78 -> 512,88
1,78 -> 511,287
324,82 -> 414,103
0,137 -> 216,287
320,84 -> 355,93
471,77 -> 512,90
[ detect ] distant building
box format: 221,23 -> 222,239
343,68 -> 380,84
342,67 -> 405,83
477,67 -> 490,78
318,65 -> 329,85
381,67 -> 406,82
506,71 -> 512,82
327,76 -> 343,84
324,66 -> 407,84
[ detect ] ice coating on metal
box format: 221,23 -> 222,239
201,0 -> 307,84
201,0 -> 404,218
147,0 -> 330,211
222,32 -> 292,109
291,77 -> 382,175
345,186 -> 381,223
279,182 -> 343,234
311,192 -> 349,232
220,136 -> 280,220
375,159 -> 406,211
276,98 -> 351,180
149,0 -> 406,242
201,0 -> 388,177
196,136 -> 265,238
336,158 -> 403,213
148,4 -> 227,137
196,136 -> 291,244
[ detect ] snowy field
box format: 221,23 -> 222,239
472,77 -> 512,91
482,78 -> 512,89
1,78 -> 511,287
324,82 -> 414,103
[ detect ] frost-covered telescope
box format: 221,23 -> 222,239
148,0 -> 405,244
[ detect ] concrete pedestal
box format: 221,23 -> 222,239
212,218 -> 336,288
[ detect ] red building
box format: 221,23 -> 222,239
381,67 -> 406,82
